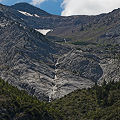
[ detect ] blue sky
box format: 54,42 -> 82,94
0,0 -> 63,15
0,0 -> 120,16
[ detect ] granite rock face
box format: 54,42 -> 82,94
99,58 -> 120,84
48,48 -> 120,100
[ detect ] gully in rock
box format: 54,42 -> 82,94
49,62 -> 59,102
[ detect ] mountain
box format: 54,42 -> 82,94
0,3 -> 120,102
10,3 -> 94,30
11,3 -> 120,45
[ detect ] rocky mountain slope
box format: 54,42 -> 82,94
0,4 -> 70,101
11,3 -> 95,33
0,3 -> 119,101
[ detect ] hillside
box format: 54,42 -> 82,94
0,78 -> 120,120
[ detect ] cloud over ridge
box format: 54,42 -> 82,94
31,0 -> 47,5
61,0 -> 120,16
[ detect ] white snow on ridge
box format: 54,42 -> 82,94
34,14 -> 40,18
35,29 -> 53,35
18,10 -> 33,17
18,10 -> 41,18
0,23 -> 6,27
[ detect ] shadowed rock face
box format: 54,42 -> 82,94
0,3 -> 120,101
57,50 -> 103,82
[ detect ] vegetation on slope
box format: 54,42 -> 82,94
47,80 -> 120,120
0,78 -> 53,120
0,78 -> 120,120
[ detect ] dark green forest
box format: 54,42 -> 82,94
0,78 -> 120,120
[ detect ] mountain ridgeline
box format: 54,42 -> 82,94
0,2 -> 120,103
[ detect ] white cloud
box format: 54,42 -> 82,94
61,0 -> 120,16
0,0 -> 3,2
31,0 -> 57,6
31,0 -> 47,5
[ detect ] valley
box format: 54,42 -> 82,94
0,2 -> 120,120
0,2 -> 120,102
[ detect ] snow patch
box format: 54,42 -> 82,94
64,38 -> 67,43
18,11 -> 33,17
0,23 -> 6,27
34,14 -> 40,17
35,29 -> 53,35
18,11 -> 41,18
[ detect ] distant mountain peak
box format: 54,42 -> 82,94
11,2 -> 52,16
